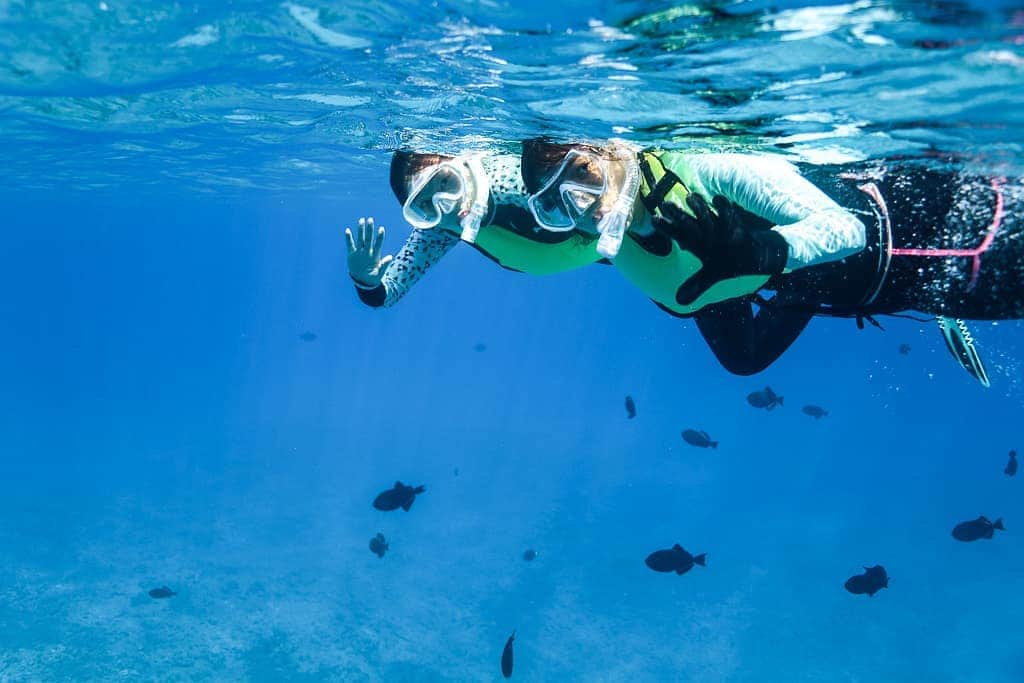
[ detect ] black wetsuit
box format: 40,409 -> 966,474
696,161 -> 1022,375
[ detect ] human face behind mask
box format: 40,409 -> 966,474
527,149 -> 610,232
522,139 -> 640,258
396,153 -> 496,242
523,142 -> 633,231
402,161 -> 468,230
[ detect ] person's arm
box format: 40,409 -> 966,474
346,217 -> 459,308
693,295 -> 814,375
685,153 -> 866,270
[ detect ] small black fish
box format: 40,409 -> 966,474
844,565 -> 888,597
1006,450 -> 1017,477
802,405 -> 828,419
523,549 -> 537,562
952,515 -> 1004,542
453,467 -> 460,477
625,395 -> 637,419
369,532 -> 388,558
681,429 -> 717,449
148,586 -> 177,599
501,630 -> 515,678
299,331 -> 317,342
747,386 -> 783,410
372,481 -> 426,512
473,342 -> 487,352
645,544 -> 707,575
914,39 -> 966,50
899,343 -> 911,355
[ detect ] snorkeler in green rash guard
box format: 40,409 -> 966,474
520,138 -> 867,316
522,140 -> 1017,386
345,151 -> 608,309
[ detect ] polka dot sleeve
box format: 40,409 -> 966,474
371,228 -> 460,308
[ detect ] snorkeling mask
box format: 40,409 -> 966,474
526,144 -> 640,258
401,155 -> 491,243
527,149 -> 608,232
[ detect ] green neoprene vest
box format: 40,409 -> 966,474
613,151 -> 771,316
466,224 -> 602,275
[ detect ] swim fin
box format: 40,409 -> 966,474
937,316 -> 990,388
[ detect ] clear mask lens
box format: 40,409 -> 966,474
565,188 -> 599,214
528,149 -> 608,231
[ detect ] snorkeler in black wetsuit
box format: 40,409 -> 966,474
689,160 -> 1022,376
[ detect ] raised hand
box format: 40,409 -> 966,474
345,217 -> 394,288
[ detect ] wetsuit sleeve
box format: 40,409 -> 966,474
693,295 -> 814,375
354,228 -> 460,308
684,153 -> 866,270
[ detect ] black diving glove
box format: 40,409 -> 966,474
652,193 -> 789,307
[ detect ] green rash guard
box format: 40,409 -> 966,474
354,219 -> 606,308
354,153 -> 605,308
613,150 -> 867,316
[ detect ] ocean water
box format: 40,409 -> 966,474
2,0 -> 1024,680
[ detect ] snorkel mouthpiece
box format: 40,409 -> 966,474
525,141 -> 639,257
401,155 -> 492,241
596,145 -> 640,259
459,155 -> 491,244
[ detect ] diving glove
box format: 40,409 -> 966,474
345,216 -> 394,289
652,194 -> 789,306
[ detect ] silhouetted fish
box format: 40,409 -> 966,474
299,331 -> 317,342
952,515 -> 1004,542
1006,450 -> 1017,477
914,38 -> 972,50
747,386 -> 783,410
373,481 -> 426,512
802,405 -> 828,419
899,343 -> 912,355
844,565 -> 888,597
473,342 -> 487,352
369,532 -> 388,558
681,429 -> 717,449
645,544 -> 706,575
148,586 -> 176,599
625,395 -> 637,419
501,630 -> 515,678
523,549 -> 537,562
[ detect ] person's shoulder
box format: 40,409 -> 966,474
652,150 -> 802,189
654,149 -> 791,169
695,151 -> 797,168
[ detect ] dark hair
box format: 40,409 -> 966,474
520,138 -> 607,193
390,150 -> 455,203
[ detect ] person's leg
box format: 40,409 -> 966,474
694,296 -> 814,376
748,164 -> 1021,321
873,171 -> 1024,319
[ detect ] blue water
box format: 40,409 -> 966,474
3,1 -> 1024,680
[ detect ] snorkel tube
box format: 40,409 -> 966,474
459,155 -> 491,244
595,143 -> 640,259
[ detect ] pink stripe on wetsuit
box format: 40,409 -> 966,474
860,178 -> 1005,292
